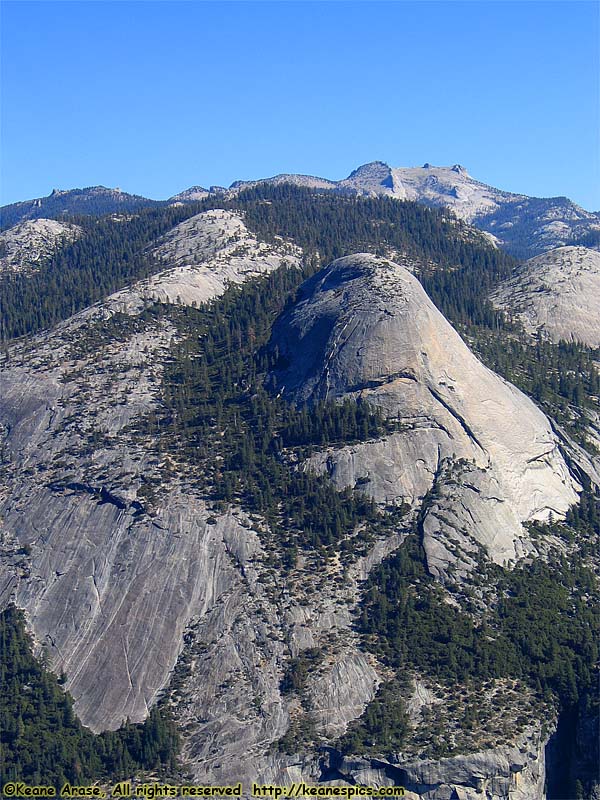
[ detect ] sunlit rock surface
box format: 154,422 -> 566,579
0,218 -> 82,273
268,253 -> 580,577
491,245 -> 600,347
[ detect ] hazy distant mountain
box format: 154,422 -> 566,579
0,186 -> 159,230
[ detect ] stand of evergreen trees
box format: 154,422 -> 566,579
0,203 -> 205,340
357,531 -> 598,705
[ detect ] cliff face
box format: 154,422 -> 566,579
268,254 -> 579,578
325,724 -> 549,800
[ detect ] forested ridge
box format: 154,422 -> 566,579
0,184 -> 513,339
0,188 -> 160,232
0,203 -> 206,340
357,527 -> 599,704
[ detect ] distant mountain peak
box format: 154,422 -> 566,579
168,185 -> 210,203
347,159 -> 390,173
344,160 -> 392,180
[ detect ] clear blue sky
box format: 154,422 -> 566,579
1,0 -> 598,209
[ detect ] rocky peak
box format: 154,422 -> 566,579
269,253 -> 580,577
339,161 -> 394,193
345,160 -> 391,178
168,185 -> 210,203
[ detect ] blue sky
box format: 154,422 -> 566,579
1,1 -> 598,209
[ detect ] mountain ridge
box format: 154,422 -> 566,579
228,161 -> 600,257
0,185 -> 160,230
4,162 -> 599,258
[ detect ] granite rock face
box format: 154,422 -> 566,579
269,253 -> 580,577
95,208 -> 301,314
0,218 -> 82,273
326,723 -> 548,800
491,245 -> 600,347
0,210 -> 301,732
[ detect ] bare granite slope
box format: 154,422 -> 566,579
491,245 -> 600,347
0,210 -> 302,731
0,218 -> 82,273
268,253 -> 580,578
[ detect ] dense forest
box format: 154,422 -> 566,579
0,606 -> 180,790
